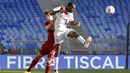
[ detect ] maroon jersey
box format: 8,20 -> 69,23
39,21 -> 55,56
44,21 -> 54,42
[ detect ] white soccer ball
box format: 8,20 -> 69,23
106,5 -> 115,14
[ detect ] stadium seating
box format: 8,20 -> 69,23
0,0 -> 46,50
72,0 -> 129,51
0,0 -> 129,53
72,0 -> 129,39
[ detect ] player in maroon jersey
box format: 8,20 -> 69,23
24,11 -> 56,73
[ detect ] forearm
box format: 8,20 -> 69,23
48,10 -> 61,15
70,21 -> 80,26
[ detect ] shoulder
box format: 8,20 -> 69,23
44,21 -> 50,26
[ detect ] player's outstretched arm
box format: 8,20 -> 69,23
47,5 -> 64,15
48,10 -> 61,15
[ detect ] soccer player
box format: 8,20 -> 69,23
24,11 -> 56,73
48,2 -> 92,73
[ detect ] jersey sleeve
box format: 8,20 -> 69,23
53,6 -> 61,11
69,13 -> 74,21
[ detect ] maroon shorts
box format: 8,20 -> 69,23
39,41 -> 56,58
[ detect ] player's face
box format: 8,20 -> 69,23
45,14 -> 53,20
68,4 -> 76,13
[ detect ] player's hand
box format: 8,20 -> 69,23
77,21 -> 80,26
60,5 -> 65,11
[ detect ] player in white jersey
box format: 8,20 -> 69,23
48,2 -> 92,73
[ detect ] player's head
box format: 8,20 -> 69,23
66,2 -> 76,13
44,11 -> 53,20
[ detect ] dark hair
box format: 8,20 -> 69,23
67,2 -> 74,7
44,11 -> 49,15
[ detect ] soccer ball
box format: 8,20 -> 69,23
105,5 -> 115,14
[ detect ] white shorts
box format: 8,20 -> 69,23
54,28 -> 74,44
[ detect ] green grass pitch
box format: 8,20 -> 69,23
0,70 -> 130,73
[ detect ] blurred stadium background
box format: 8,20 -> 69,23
0,0 -> 130,73
0,0 -> 129,54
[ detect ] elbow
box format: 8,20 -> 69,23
70,21 -> 80,25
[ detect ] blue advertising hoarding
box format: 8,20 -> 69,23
0,55 -> 129,69
129,56 -> 130,69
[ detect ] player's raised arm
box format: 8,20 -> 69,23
47,6 -> 64,15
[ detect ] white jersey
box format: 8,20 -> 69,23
53,6 -> 74,31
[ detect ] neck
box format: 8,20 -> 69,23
65,7 -> 68,12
